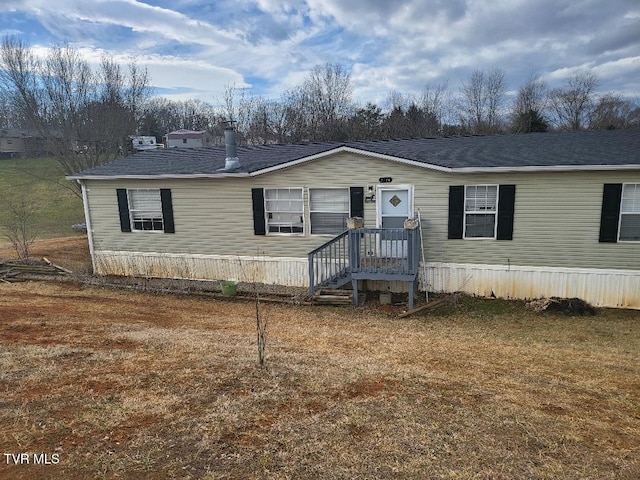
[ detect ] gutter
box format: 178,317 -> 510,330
66,172 -> 250,181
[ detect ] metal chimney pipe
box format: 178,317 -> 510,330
223,123 -> 240,170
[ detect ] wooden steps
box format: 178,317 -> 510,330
313,288 -> 353,305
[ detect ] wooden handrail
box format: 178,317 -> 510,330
308,227 -> 422,297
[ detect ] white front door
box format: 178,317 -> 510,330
377,185 -> 414,258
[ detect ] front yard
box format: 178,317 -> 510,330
0,237 -> 639,479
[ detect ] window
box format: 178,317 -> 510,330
309,188 -> 349,234
619,183 -> 640,241
464,185 -> 498,238
182,138 -> 187,144
264,188 -> 304,234
117,188 -> 174,233
252,186 -> 363,237
129,189 -> 164,231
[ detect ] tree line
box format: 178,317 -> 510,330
1,36 -> 639,186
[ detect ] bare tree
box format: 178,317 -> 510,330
511,74 -> 549,132
384,89 -> 411,113
459,69 -> 507,134
418,81 -> 451,136
0,95 -> 16,128
245,98 -> 290,145
485,69 -> 507,131
378,86 -> 450,139
298,63 -> 353,141
0,37 -> 43,131
141,97 -> 221,140
0,36 -> 151,194
222,84 -> 260,144
278,87 -> 310,143
3,194 -> 37,260
548,71 -> 599,130
588,93 -> 638,130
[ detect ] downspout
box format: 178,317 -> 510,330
79,179 -> 96,274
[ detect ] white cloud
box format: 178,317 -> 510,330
1,0 -> 638,106
2,0 -> 241,46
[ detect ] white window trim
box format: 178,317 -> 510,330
463,184 -> 499,240
128,188 -> 164,233
618,182 -> 640,243
264,187 -> 305,236
309,187 -> 350,236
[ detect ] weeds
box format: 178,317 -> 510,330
0,278 -> 639,479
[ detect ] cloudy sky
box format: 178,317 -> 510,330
1,0 -> 639,107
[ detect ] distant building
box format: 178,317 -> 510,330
164,129 -> 210,148
0,129 -> 47,158
131,136 -> 161,151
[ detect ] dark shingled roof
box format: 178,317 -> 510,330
70,128 -> 640,179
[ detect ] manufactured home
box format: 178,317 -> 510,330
164,129 -> 210,149
0,129 -> 47,158
68,128 -> 640,308
131,136 -> 161,151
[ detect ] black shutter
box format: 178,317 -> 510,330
252,188 -> 266,235
448,185 -> 464,239
599,184 -> 622,243
160,189 -> 175,233
116,189 -> 131,232
496,184 -> 516,240
350,187 -> 364,218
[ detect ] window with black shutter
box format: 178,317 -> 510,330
601,183 -> 640,242
599,184 -> 622,243
448,184 -> 515,240
116,188 -> 174,233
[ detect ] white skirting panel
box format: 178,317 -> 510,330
422,262 -> 640,309
93,252 -> 640,308
94,250 -> 308,287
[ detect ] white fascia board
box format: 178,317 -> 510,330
66,172 -> 250,181
249,146 -> 454,176
451,164 -> 640,173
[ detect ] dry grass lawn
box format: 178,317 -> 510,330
0,238 -> 639,479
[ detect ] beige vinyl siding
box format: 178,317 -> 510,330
437,172 -> 638,269
84,151 -> 640,271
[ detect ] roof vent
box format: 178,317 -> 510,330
219,121 -> 240,171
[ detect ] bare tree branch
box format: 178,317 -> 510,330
548,71 -> 599,130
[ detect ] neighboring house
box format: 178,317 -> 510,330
164,129 -> 209,148
0,129 -> 46,158
131,136 -> 161,151
68,128 -> 640,309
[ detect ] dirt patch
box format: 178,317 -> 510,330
0,236 -> 91,273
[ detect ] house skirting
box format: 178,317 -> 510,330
422,262 -> 640,309
93,251 -> 640,309
94,250 -> 308,287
